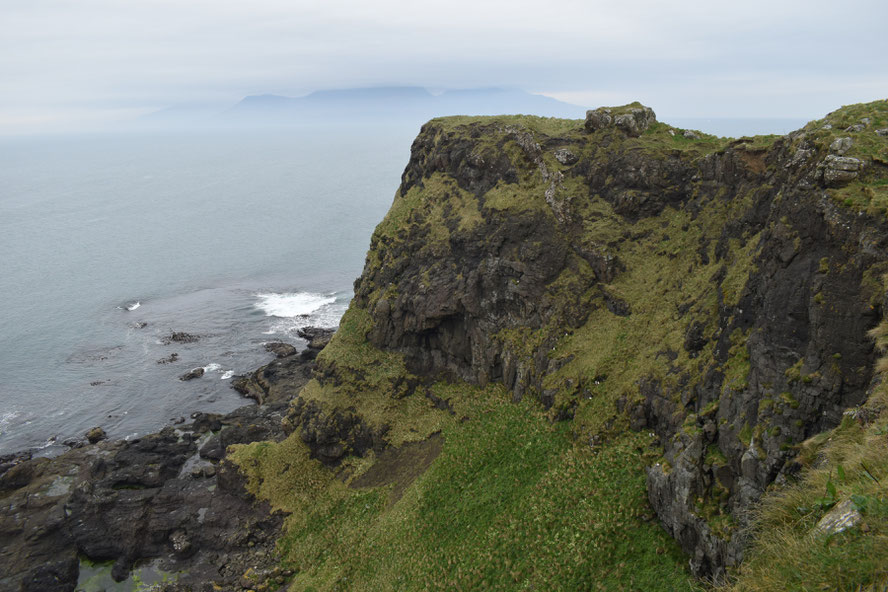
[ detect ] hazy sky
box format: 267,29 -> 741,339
2,0 -> 886,133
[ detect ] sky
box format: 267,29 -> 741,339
1,0 -> 887,134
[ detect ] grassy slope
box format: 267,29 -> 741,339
232,384 -> 699,591
230,101 -> 888,592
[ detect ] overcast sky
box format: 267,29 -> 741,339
1,0 -> 886,133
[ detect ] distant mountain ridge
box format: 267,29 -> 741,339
223,86 -> 587,124
137,88 -> 811,137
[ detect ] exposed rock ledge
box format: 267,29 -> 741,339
0,336 -> 327,592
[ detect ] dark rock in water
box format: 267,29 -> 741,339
85,427 -> 106,444
179,367 -> 205,381
264,341 -> 298,358
162,331 -> 199,345
130,321 -> 149,329
156,352 -> 179,364
297,326 -> 335,350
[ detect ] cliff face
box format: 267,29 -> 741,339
312,101 -> 888,578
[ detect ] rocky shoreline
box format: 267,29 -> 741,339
0,328 -> 333,592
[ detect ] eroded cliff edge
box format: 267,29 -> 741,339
297,100 -> 888,579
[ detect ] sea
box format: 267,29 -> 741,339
0,124 -> 418,455
0,116 -> 808,456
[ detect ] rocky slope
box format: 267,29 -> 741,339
290,100 -> 888,581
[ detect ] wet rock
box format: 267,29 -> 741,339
230,347 -> 317,405
297,326 -> 334,350
85,427 -> 107,444
0,400 -> 288,592
162,331 -> 199,345
264,342 -> 297,358
157,352 -> 179,364
179,367 -> 205,381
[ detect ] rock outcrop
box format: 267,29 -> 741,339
0,341 -> 326,591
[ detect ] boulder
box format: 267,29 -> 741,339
584,108 -> 613,132
85,427 -> 106,444
819,154 -> 864,186
264,342 -> 298,358
828,136 -> 852,155
814,499 -> 862,535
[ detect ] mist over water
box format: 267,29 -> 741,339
0,125 -> 416,454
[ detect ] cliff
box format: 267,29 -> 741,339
266,100 -> 888,587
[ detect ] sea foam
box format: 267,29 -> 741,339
254,292 -> 336,318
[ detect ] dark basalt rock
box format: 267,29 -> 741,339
232,336 -> 324,405
0,402 -> 291,591
162,331 -> 199,345
285,398 -> 388,466
297,326 -> 335,350
264,341 -> 298,358
179,367 -> 205,381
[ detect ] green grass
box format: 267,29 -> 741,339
233,384 -> 700,591
428,114 -> 584,138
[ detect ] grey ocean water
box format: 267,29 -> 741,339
0,125 -> 417,454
